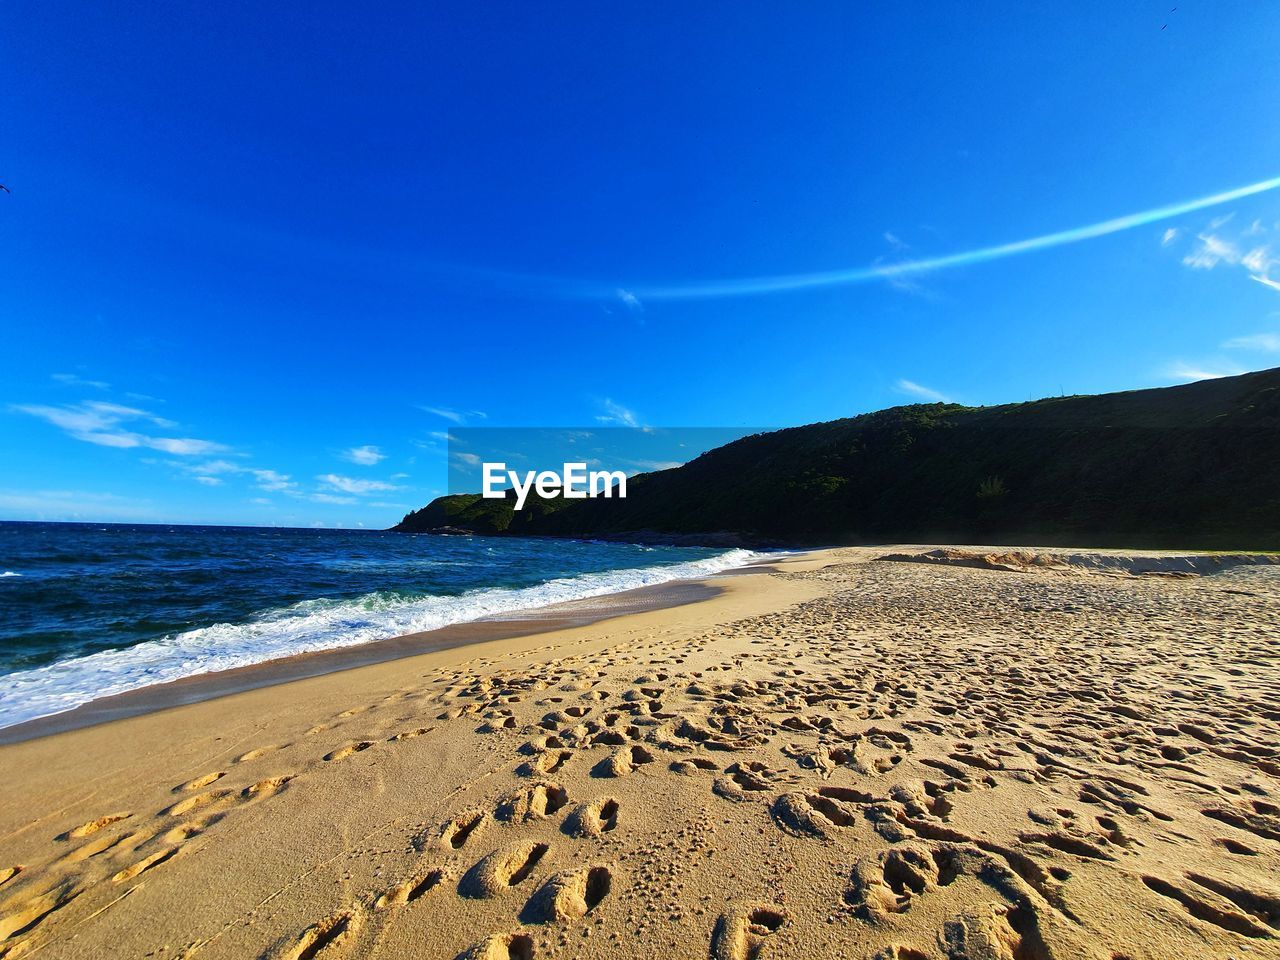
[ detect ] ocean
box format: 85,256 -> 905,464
0,522 -> 763,730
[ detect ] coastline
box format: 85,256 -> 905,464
2,546 -> 1276,960
0,577 -> 731,746
0,544 -> 783,743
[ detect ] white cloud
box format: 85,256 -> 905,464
594,398 -> 640,428
167,459 -> 296,492
894,379 -> 952,403
1161,227 -> 1179,247
1164,362 -> 1246,382
146,436 -> 227,455
194,476 -> 222,486
368,500 -> 410,509
310,492 -> 357,505
616,288 -> 644,313
317,474 -> 400,495
252,469 -> 295,492
341,444 -> 385,465
1241,246 -> 1273,273
11,401 -> 226,456
51,372 -> 110,389
1172,216 -> 1280,292
619,458 -> 684,473
418,406 -> 487,424
1223,332 -> 1280,352
187,459 -> 242,475
1182,233 -> 1240,269
451,451 -> 482,467
883,231 -> 909,251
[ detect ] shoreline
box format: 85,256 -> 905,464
0,553 -> 786,746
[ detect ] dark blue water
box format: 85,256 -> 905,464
0,522 -> 760,728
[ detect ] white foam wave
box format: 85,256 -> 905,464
0,548 -> 767,730
0,571 -> 20,578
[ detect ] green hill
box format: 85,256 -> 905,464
393,367 -> 1280,550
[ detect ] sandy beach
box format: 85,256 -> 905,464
2,547 -> 1278,959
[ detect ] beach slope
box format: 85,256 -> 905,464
1,548 -> 1278,959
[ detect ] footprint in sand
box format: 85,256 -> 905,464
670,756 -> 720,775
237,745 -> 283,763
846,843 -> 955,919
520,865 -> 613,923
712,761 -> 780,802
112,846 -> 181,883
175,771 -> 227,792
1140,874 -> 1275,938
57,828 -> 148,865
770,789 -> 862,838
56,812 -> 132,841
497,782 -> 569,822
432,811 -> 489,851
515,750 -> 571,778
243,775 -> 295,799
0,880 -> 81,945
388,726 -> 433,742
166,788 -> 240,817
461,931 -> 534,960
274,909 -> 361,959
563,797 -> 619,838
459,841 -> 550,899
594,744 -> 655,778
323,741 -> 374,762
375,867 -> 446,909
709,903 -> 787,960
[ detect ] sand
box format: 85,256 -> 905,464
1,547 -> 1278,959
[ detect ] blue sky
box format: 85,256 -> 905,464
3,1 -> 1279,527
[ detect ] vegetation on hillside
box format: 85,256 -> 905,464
394,368 -> 1280,550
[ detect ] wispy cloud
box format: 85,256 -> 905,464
0,488 -> 161,521
51,372 -> 110,390
194,475 -> 222,486
594,398 -> 640,428
467,174 -> 1280,302
894,379 -> 952,403
616,288 -> 644,313
1182,232 -> 1241,269
1161,227 -> 1180,247
1222,332 -> 1280,352
317,474 -> 400,495
168,459 -> 296,493
341,444 -> 385,466
1164,362 -> 1247,382
1171,214 -> 1279,292
252,469 -> 295,492
310,492 -> 357,505
418,405 -> 487,425
11,400 -> 227,456
618,458 -> 684,473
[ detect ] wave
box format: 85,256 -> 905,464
0,548 -> 766,730
0,571 -> 20,578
